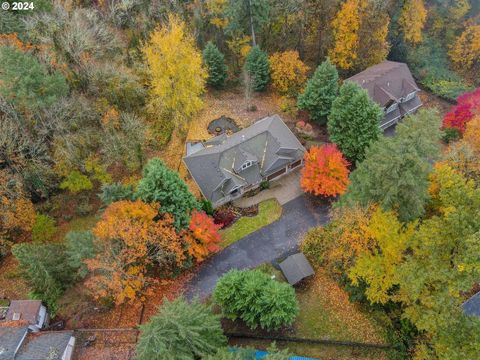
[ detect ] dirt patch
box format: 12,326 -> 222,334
0,256 -> 31,300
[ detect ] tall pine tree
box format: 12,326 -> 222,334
203,42 -> 228,88
328,81 -> 382,163
297,58 -> 339,124
244,46 -> 270,91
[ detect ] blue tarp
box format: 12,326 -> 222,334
254,351 -> 317,360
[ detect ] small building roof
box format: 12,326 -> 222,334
6,301 -> 42,325
15,331 -> 74,360
279,253 -> 315,286
463,291 -> 480,317
0,326 -> 28,360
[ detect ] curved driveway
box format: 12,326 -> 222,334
185,195 -> 330,299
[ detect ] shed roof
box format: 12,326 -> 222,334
6,301 -> 42,325
279,253 -> 315,285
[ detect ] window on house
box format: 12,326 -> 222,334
385,103 -> 398,113
241,161 -> 252,170
404,92 -> 415,102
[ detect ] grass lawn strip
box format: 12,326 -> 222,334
220,199 -> 282,248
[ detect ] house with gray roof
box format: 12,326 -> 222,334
347,60 -> 422,130
183,115 -> 305,208
5,300 -> 49,332
0,326 -> 75,360
462,291 -> 480,317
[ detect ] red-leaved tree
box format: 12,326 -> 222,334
442,88 -> 480,133
301,144 -> 350,197
183,210 -> 222,262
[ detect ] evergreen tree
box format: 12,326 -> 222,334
135,158 -> 200,230
12,243 -> 74,313
297,58 -> 339,124
0,46 -> 69,111
135,297 -> 226,360
65,231 -> 96,279
203,42 -> 228,88
328,81 -> 382,163
244,46 -> 270,91
341,109 -> 442,222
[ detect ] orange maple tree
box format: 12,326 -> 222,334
86,200 -> 185,305
301,144 -> 350,197
183,210 -> 221,262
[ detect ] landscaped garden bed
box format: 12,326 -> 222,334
219,199 -> 283,248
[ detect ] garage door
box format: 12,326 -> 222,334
267,167 -> 286,181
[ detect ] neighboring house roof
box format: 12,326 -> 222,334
15,331 -> 74,360
462,291 -> 480,317
279,253 -> 315,286
6,301 -> 42,325
183,115 -> 305,204
347,61 -> 421,108
0,326 -> 28,360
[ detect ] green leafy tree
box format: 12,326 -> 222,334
60,170 -> 93,194
12,243 -> 74,313
99,183 -> 135,206
297,58 -> 339,124
135,297 -> 226,360
135,158 -> 200,230
328,81 -> 382,163
65,231 -> 96,279
213,269 -> 298,330
396,163 -> 480,358
203,42 -> 228,88
244,46 -> 270,91
31,214 -> 56,243
341,109 -> 442,222
0,46 -> 68,111
224,0 -> 270,46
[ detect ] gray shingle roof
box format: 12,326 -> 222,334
183,115 -> 305,203
0,326 -> 28,360
347,61 -> 420,107
279,253 -> 315,285
463,291 -> 480,317
16,331 -> 73,360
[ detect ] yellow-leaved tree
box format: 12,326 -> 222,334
398,0 -> 427,45
348,207 -> 415,304
328,0 -> 362,71
269,51 -> 309,97
449,25 -> 480,81
142,15 -> 207,130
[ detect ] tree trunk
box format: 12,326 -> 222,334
248,0 -> 257,46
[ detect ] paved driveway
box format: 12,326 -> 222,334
185,195 -> 330,299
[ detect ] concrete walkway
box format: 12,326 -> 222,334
185,195 -> 330,299
233,169 -> 303,208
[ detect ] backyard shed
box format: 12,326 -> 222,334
279,253 -> 315,285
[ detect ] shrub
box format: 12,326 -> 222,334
301,227 -> 336,267
135,297 -> 226,360
244,46 -> 270,92
32,214 -> 56,243
203,41 -> 228,88
99,183 -> 135,205
213,269 -> 299,330
442,128 -> 461,144
60,170 -> 93,193
201,199 -> 214,216
260,180 -> 270,190
213,208 -> 236,229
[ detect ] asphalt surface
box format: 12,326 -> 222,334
184,195 -> 330,300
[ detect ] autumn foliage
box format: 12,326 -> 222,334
464,116 -> 480,153
269,51 -> 309,97
449,25 -> 480,80
86,200 -> 184,305
184,209 -> 221,262
442,88 -> 480,133
301,144 -> 350,197
398,0 -> 427,45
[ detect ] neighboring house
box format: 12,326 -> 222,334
462,291 -> 480,317
347,60 -> 423,130
0,326 -> 75,360
184,115 -> 305,208
5,300 -> 49,332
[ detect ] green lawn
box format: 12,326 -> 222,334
220,199 -> 282,248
